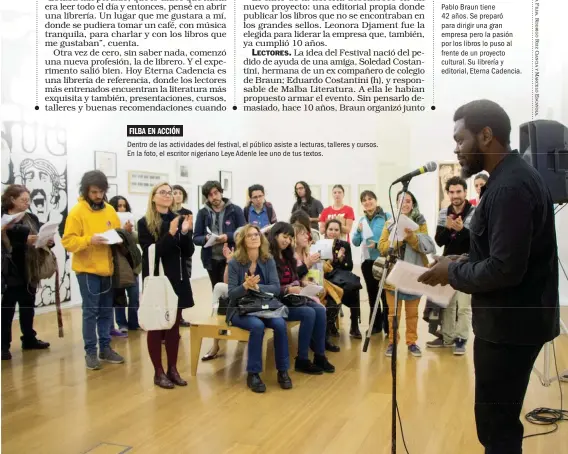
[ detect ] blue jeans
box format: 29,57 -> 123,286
230,314 -> 289,373
287,300 -> 326,358
76,273 -> 113,356
115,278 -> 140,329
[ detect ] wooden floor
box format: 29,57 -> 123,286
2,272 -> 568,454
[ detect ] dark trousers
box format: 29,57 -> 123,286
474,337 -> 543,454
342,288 -> 361,325
361,260 -> 388,333
1,284 -> 37,350
207,258 -> 227,289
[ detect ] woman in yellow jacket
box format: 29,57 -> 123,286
378,190 -> 435,358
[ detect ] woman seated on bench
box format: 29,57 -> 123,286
269,222 -> 335,374
227,224 -> 292,393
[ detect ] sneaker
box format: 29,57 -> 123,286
118,326 -> 128,334
99,348 -> 124,364
110,329 -> 127,338
408,344 -> 422,357
385,344 -> 394,357
294,357 -> 323,375
426,338 -> 453,348
86,354 -> 101,370
454,339 -> 466,356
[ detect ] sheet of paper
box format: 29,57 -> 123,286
310,239 -> 333,260
35,220 -> 59,248
1,212 -> 25,227
300,284 -> 323,297
204,227 -> 219,248
385,260 -> 456,307
394,215 -> 419,241
94,229 -> 123,245
117,212 -> 136,228
361,220 -> 374,239
260,224 -> 274,234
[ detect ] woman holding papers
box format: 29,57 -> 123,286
138,183 -> 194,389
269,222 -> 335,375
324,219 -> 362,339
379,190 -> 435,358
1,185 -> 51,360
352,190 -> 392,335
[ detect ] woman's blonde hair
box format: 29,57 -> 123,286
144,182 -> 172,239
233,224 -> 271,264
292,222 -> 310,257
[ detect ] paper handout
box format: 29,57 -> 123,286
385,260 -> 456,307
35,221 -> 60,248
1,212 -> 25,227
310,239 -> 333,260
393,215 -> 419,241
204,227 -> 219,248
299,284 -> 324,298
94,229 -> 123,245
117,212 -> 136,228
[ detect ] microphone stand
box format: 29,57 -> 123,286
363,178 -> 411,454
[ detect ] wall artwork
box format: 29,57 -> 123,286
1,120 -> 71,308
437,161 -> 462,214
357,184 -> 377,216
176,161 -> 190,184
94,151 -> 116,178
128,170 -> 168,194
219,170 -> 232,199
327,184 -> 352,207
196,185 -> 206,211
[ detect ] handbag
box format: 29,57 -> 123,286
325,268 -> 362,292
281,293 -> 312,307
236,289 -> 283,316
138,244 -> 179,331
217,295 -> 229,316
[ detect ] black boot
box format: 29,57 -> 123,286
247,373 -> 266,393
314,354 -> 335,373
277,370 -> 293,389
295,357 -> 323,375
325,340 -> 340,352
22,339 -> 50,350
350,318 -> 362,339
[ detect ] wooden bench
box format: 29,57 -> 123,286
189,316 -> 300,376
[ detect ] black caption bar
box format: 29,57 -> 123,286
127,125 -> 184,137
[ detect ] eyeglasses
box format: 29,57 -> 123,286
156,190 -> 173,197
246,232 -> 260,239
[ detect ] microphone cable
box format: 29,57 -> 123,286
523,340 -> 567,438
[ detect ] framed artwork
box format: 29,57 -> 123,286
106,184 -> 118,200
437,162 -> 462,214
327,184 -> 351,207
196,185 -> 206,211
128,170 -> 169,194
357,184 -> 377,216
219,170 -> 232,198
94,151 -> 116,177
176,161 -> 191,184
310,184 -> 322,202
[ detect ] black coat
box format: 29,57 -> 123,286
137,211 -> 195,309
1,211 -> 41,289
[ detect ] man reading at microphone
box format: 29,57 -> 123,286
418,100 -> 560,454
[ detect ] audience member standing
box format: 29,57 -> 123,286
291,181 -> 323,230
319,185 -> 355,241
62,171 -> 123,370
138,182 -> 194,389
244,184 -> 277,228
194,181 -> 245,291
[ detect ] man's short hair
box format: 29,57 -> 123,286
248,184 -> 264,198
453,99 -> 511,147
445,176 -> 468,192
202,181 -> 223,198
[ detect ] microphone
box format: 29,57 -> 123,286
391,161 -> 437,185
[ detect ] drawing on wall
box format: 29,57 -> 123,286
437,162 -> 462,213
327,184 -> 351,207
357,184 -> 377,216
219,170 -> 232,199
1,121 -> 71,307
128,170 -> 168,194
94,151 -> 116,177
176,161 -> 190,184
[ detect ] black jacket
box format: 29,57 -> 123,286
1,211 -> 41,289
138,212 -> 195,309
435,201 -> 475,256
449,153 -> 559,345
